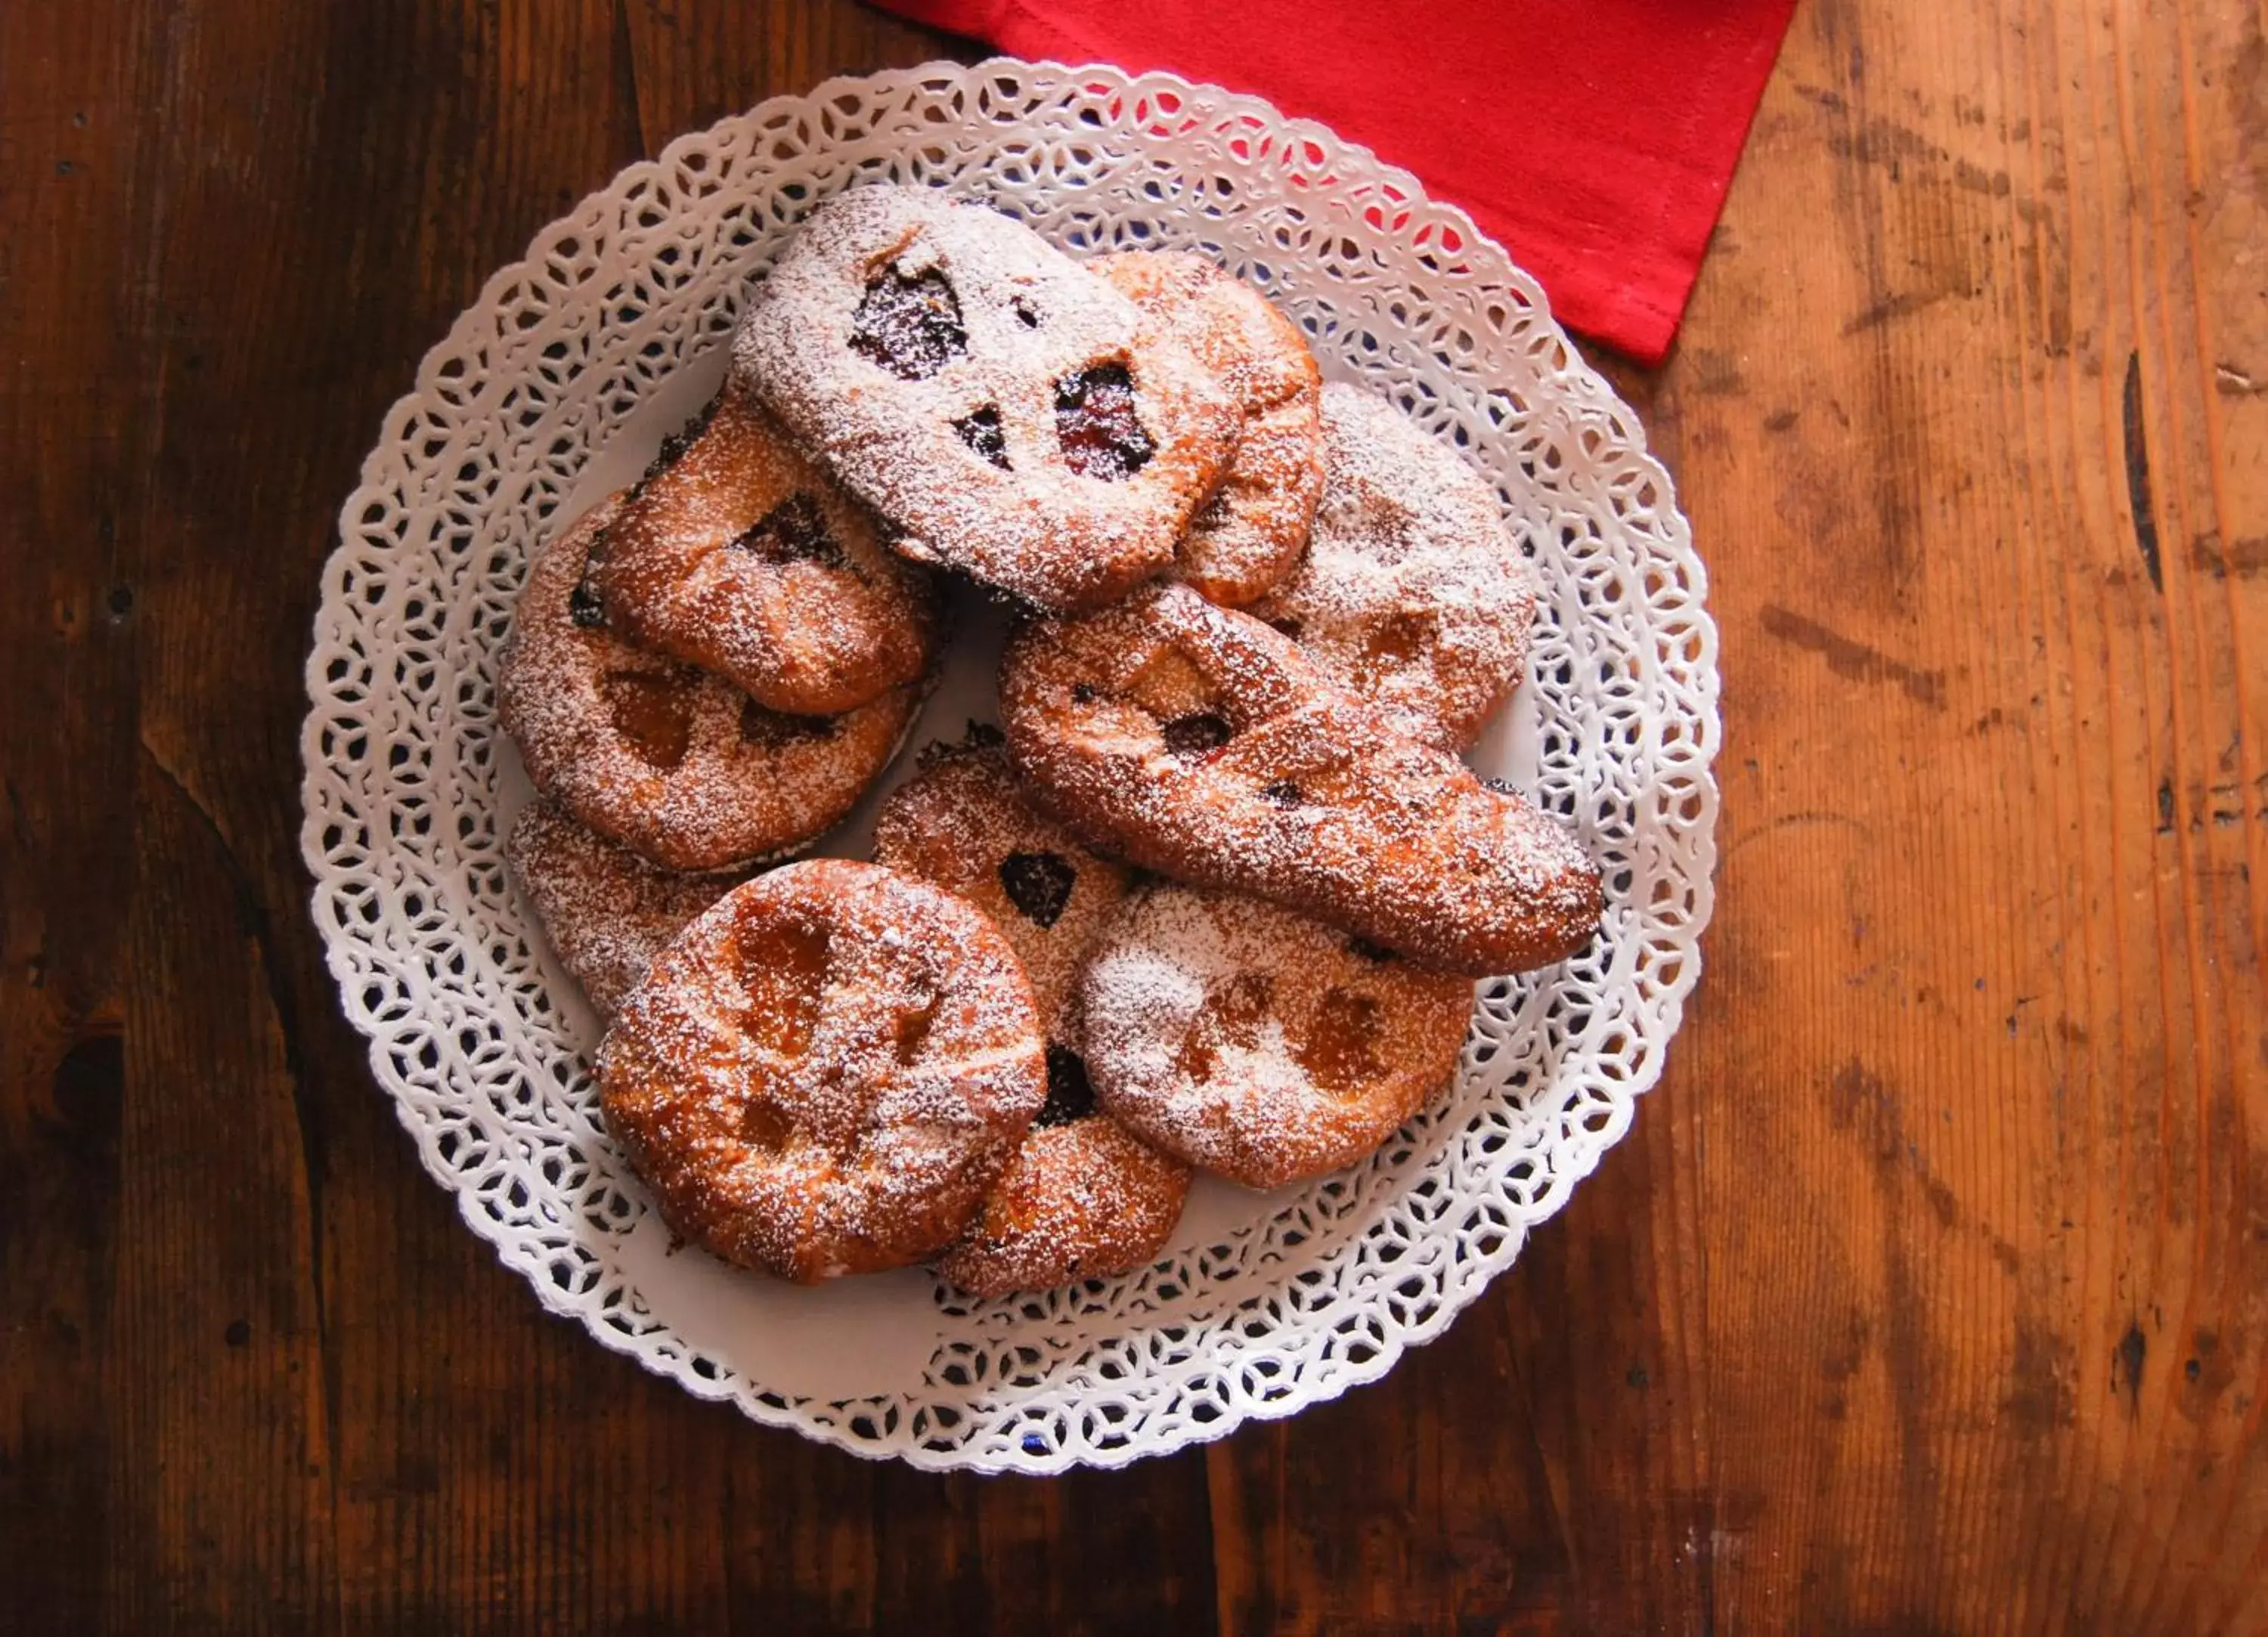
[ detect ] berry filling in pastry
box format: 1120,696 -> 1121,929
850,263 -> 968,380
1055,361 -> 1154,480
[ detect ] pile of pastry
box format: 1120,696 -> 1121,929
496,185 -> 1600,1296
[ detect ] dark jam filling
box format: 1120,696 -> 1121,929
848,265 -> 968,381
640,398 -> 720,486
569,534 -> 611,628
1258,779 -> 1303,808
1160,711 -> 1232,756
1054,362 -> 1154,481
569,577 -> 607,628
1036,1045 -> 1098,1127
728,491 -> 847,571
1346,935 -> 1399,964
739,698 -> 840,749
997,849 -> 1077,929
953,405 -> 1012,470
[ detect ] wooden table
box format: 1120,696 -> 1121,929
5,2 -> 2263,1630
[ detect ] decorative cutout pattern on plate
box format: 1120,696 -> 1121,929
300,58 -> 1720,1473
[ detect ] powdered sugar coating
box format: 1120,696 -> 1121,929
496,494 -> 925,872
871,737 -> 1132,1043
872,738 -> 1191,1294
734,186 -> 1240,611
593,378 -> 939,713
597,859 -> 1047,1283
932,1115 -> 1188,1297
303,58 -> 1724,1472
506,797 -> 747,1021
999,582 -> 1602,975
1082,885 -> 1474,1189
1247,382 -> 1540,750
1091,250 -> 1324,605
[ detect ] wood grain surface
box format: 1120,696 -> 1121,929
3,1 -> 2263,1630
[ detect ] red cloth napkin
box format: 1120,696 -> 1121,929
872,0 -> 1796,365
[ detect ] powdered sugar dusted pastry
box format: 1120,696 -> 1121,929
497,494 -> 924,872
589,378 -> 938,714
597,860 -> 1047,1283
1091,250 -> 1323,605
734,185 -> 1240,612
506,797 -> 745,1022
1247,383 -> 1539,750
871,735 -> 1188,1294
933,1101 -> 1190,1296
998,582 -> 1601,976
1081,885 -> 1474,1189
871,732 -> 1133,1044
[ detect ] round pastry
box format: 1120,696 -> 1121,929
505,796 -> 747,1022
497,493 -> 925,873
872,735 -> 1190,1294
1246,382 -> 1539,750
1080,885 -> 1476,1190
597,859 -> 1048,1283
733,185 -> 1240,612
933,1072 -> 1191,1296
998,580 -> 1602,976
1091,250 -> 1324,606
870,732 -> 1134,1041
589,377 -> 939,714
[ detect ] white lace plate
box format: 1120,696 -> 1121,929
300,58 -> 1720,1473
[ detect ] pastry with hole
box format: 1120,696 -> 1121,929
497,494 -> 924,872
1090,249 -> 1324,606
597,859 -> 1047,1283
998,580 -> 1600,975
1246,382 -> 1538,750
586,376 -> 939,714
733,184 -> 1239,612
1080,883 -> 1474,1189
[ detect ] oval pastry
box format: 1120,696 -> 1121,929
872,735 -> 1190,1295
497,494 -> 925,872
1090,250 -> 1324,606
1247,382 -> 1539,750
1081,885 -> 1475,1190
590,379 -> 939,715
997,581 -> 1600,976
597,859 -> 1048,1283
734,185 -> 1239,612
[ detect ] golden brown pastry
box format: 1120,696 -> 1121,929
872,735 -> 1188,1295
1247,382 -> 1538,750
505,797 -> 747,1021
497,494 -> 924,871
1080,884 -> 1475,1189
733,185 -> 1239,612
587,376 -> 938,714
1091,249 -> 1323,605
936,1104 -> 1191,1295
998,581 -> 1600,975
597,859 -> 1047,1283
